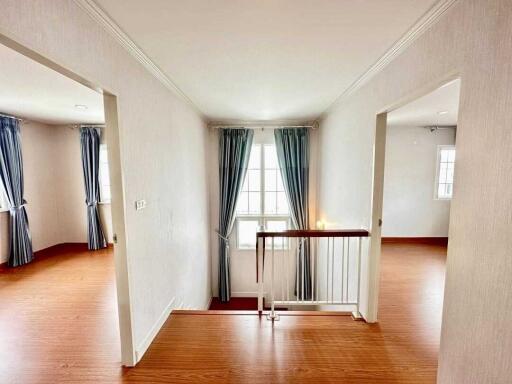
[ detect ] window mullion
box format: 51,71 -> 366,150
260,144 -> 265,219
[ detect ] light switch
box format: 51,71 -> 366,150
135,199 -> 146,210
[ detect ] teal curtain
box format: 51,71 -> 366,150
218,128 -> 254,302
274,128 -> 311,300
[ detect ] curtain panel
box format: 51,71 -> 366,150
0,117 -> 34,267
274,127 -> 311,300
218,128 -> 254,302
80,127 -> 107,250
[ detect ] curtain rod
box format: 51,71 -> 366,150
70,124 -> 106,129
0,112 -> 24,121
209,122 -> 318,130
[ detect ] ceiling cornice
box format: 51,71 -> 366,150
319,0 -> 458,119
73,0 -> 205,119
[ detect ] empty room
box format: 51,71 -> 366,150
0,1 -> 510,383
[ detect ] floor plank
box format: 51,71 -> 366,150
0,242 -> 446,383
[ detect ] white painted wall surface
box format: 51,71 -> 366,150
382,126 -> 455,237
0,0 -> 211,363
317,1 -> 512,382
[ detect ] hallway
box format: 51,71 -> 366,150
0,242 -> 446,383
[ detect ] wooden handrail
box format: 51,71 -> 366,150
257,229 -> 370,238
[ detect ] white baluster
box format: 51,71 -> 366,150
326,237 -> 330,303
268,237 -> 279,321
341,237 -> 345,304
312,237 -> 315,304
257,237 -> 263,313
346,239 -> 350,303
280,236 -> 284,304
316,237 -> 319,302
286,236 -> 290,303
353,236 -> 363,320
295,238 -> 299,303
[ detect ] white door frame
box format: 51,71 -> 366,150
0,34 -> 136,366
366,75 -> 460,323
366,113 -> 387,323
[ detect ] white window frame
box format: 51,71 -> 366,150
235,131 -> 292,250
434,145 -> 456,200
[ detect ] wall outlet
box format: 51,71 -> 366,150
135,199 -> 146,210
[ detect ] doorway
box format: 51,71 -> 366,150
0,36 -> 134,371
368,78 -> 461,326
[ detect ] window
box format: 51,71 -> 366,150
436,145 -> 455,199
0,186 -> 9,210
236,143 -> 290,249
98,144 -> 111,203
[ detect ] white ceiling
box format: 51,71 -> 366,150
95,0 -> 438,122
387,79 -> 460,127
0,43 -> 104,125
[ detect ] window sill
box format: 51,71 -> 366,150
98,201 -> 111,205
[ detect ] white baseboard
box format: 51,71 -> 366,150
135,294 -> 212,363
135,298 -> 175,363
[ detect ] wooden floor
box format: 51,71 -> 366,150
0,242 -> 446,383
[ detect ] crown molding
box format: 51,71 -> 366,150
320,0 -> 458,119
73,0 -> 205,119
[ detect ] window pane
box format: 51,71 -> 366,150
446,167 -> 454,183
100,163 -> 110,182
238,220 -> 259,249
439,164 -> 447,183
276,171 -> 284,191
241,176 -> 249,192
265,169 -> 277,191
264,192 -> 276,214
276,192 -> 289,214
248,192 -> 260,214
248,144 -> 261,169
264,145 -> 278,169
448,149 -> 456,162
266,220 -> 287,232
438,184 -> 446,198
440,149 -> 450,162
101,185 -> 111,202
247,169 -> 260,191
437,146 -> 455,199
98,145 -> 111,202
236,191 -> 249,214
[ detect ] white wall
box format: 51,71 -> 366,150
0,121 -> 113,264
1,0 -> 211,364
208,128 -> 319,297
317,1 -> 512,382
382,126 -> 455,237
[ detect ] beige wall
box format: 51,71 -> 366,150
382,126 -> 455,237
0,121 -> 113,264
0,0 -> 211,364
318,0 -> 512,382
